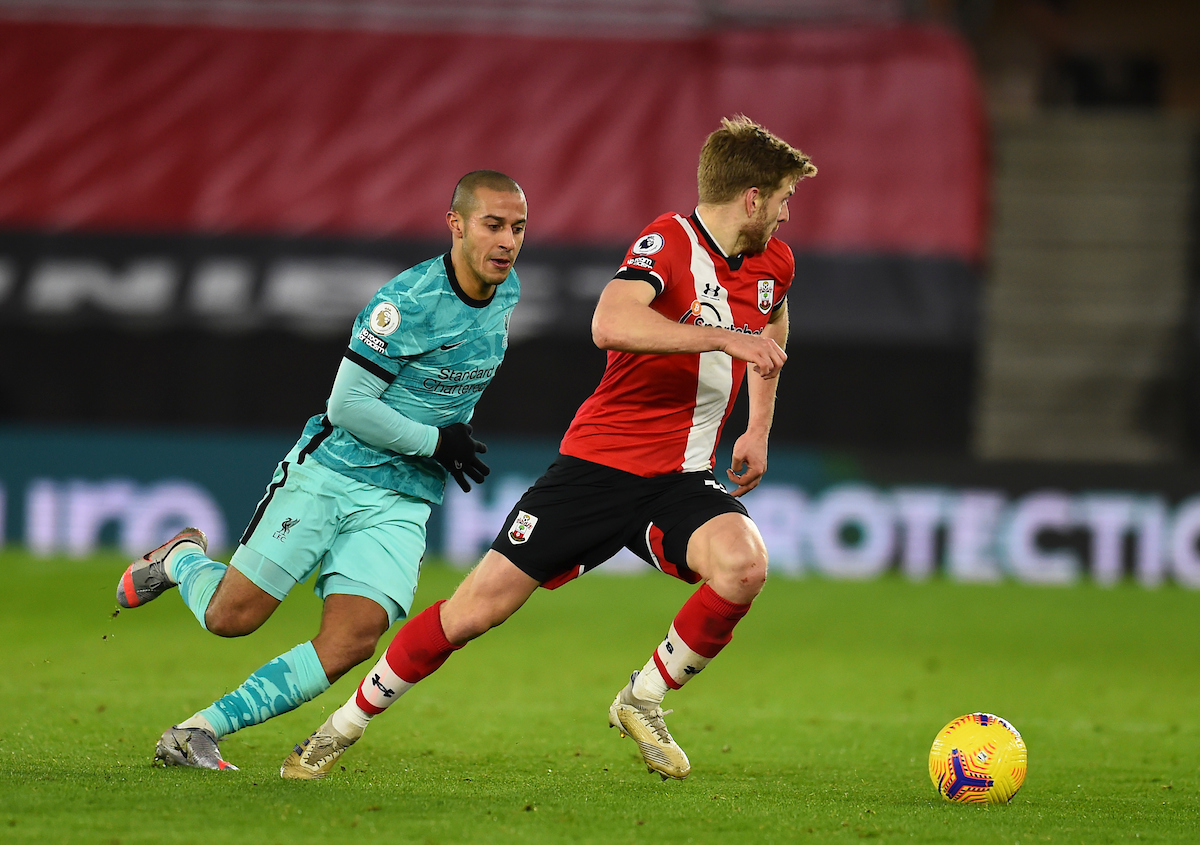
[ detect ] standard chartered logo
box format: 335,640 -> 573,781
422,364 -> 497,396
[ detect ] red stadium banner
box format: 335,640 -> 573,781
0,19 -> 987,260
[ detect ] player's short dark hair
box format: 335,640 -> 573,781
697,116 -> 816,204
451,170 -> 524,216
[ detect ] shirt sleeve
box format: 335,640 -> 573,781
347,286 -> 430,378
773,240 -> 795,313
612,222 -> 684,297
326,355 -> 440,457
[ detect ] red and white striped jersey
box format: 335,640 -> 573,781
559,210 -> 794,477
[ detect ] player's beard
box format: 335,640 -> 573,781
462,234 -> 513,290
739,207 -> 774,256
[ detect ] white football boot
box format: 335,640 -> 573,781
608,671 -> 691,780
280,716 -> 358,780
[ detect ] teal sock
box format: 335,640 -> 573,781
200,641 -> 330,738
171,549 -> 227,631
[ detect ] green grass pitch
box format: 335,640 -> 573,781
1,548 -> 1198,844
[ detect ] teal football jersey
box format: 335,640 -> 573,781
290,254 -> 518,504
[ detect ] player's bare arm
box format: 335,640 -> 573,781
727,300 -> 788,497
591,278 -> 788,378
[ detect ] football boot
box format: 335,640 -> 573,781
608,671 -> 691,780
280,717 -> 358,780
116,527 -> 207,608
154,725 -> 238,771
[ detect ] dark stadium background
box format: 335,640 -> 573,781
0,0 -> 1197,584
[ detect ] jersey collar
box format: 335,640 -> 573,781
690,209 -> 745,272
442,253 -> 495,309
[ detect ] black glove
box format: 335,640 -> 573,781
433,423 -> 490,492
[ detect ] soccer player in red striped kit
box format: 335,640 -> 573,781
282,115 -> 817,781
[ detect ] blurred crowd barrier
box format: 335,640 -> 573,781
0,17 -> 987,453
5,426 -> 1200,588
0,20 -> 985,255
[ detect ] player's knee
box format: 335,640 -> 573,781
711,545 -> 768,603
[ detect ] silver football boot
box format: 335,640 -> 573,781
116,527 -> 207,608
154,725 -> 238,771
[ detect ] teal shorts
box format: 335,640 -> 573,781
232,456 -> 431,625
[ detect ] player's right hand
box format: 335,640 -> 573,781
722,333 -> 787,378
434,423 -> 490,492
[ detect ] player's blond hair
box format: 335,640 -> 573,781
450,170 -> 524,216
697,116 -> 816,204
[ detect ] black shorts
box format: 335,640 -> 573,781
490,454 -> 750,589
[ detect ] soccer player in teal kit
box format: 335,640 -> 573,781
115,171 -> 526,770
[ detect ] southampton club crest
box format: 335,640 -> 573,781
507,510 -> 538,545
757,279 -> 775,314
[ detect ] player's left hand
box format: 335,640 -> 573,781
726,432 -> 768,497
434,423 -> 491,492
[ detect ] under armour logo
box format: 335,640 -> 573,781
664,640 -> 674,654
684,665 -> 700,676
702,282 -> 721,298
371,673 -> 395,698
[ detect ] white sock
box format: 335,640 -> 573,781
177,713 -> 218,736
163,540 -> 206,583
630,658 -> 670,705
652,623 -> 714,687
331,700 -> 372,741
